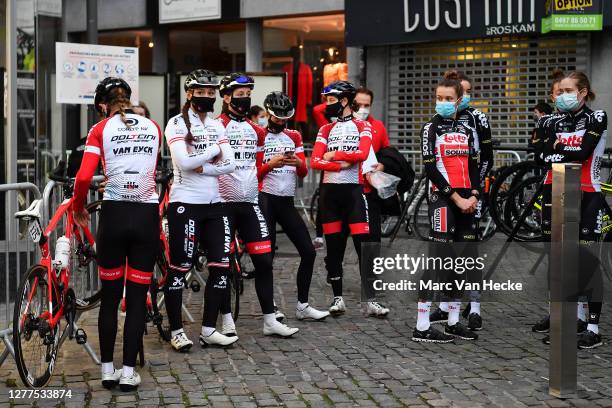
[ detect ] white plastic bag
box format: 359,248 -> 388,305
368,171 -> 401,199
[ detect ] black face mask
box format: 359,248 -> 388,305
230,97 -> 251,115
267,119 -> 286,134
325,101 -> 344,119
191,96 -> 215,113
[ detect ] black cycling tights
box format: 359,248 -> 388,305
259,192 -> 316,303
98,278 -> 148,367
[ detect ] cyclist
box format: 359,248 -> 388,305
217,73 -> 299,338
310,80 -> 388,317
411,72 -> 480,343
257,91 -> 330,321
531,70 -> 565,164
540,71 -> 607,349
164,69 -> 237,350
429,70 -> 493,331
72,77 -> 161,391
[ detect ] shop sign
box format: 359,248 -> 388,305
346,0 -> 547,46
159,0 -> 221,24
542,0 -> 603,33
55,42 -> 139,105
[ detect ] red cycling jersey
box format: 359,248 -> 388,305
366,115 -> 390,153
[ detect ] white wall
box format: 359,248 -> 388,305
240,0 -> 343,18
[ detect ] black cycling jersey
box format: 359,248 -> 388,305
457,107 -> 493,185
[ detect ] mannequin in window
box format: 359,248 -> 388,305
283,47 -> 313,135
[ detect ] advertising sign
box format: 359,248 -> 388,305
159,0 -> 221,24
55,42 -> 139,105
542,0 -> 604,32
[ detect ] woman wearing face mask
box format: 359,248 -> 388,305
539,71 -> 607,350
216,73 -> 299,338
257,92 -> 330,321
411,72 -> 480,343
311,80 -> 390,317
249,105 -> 268,127
427,70 -> 493,332
164,69 -> 237,350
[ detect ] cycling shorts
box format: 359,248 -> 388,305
428,188 -> 477,242
319,183 -> 370,236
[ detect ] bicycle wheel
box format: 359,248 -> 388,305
476,206 -> 497,242
309,188 -> 320,229
499,175 -> 544,241
228,261 -> 241,322
149,276 -> 171,342
412,193 -> 430,241
380,194 -> 405,238
13,265 -> 61,388
73,200 -> 103,311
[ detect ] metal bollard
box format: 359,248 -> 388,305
549,163 -> 581,398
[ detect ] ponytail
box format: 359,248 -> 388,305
106,87 -> 132,128
182,100 -> 194,145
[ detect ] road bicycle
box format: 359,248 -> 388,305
12,178 -> 100,388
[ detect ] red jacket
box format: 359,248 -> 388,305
313,103 -> 329,129
366,115 -> 390,153
283,63 -> 313,123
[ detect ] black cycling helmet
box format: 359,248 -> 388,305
184,69 -> 219,92
263,92 -> 295,119
94,77 -> 131,114
219,73 -> 255,96
321,80 -> 357,101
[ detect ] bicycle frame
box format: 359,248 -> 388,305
22,198 -> 95,331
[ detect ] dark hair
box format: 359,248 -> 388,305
106,87 -> 132,127
356,87 -> 374,102
550,69 -> 565,95
249,105 -> 264,121
564,71 -> 596,101
181,100 -> 195,145
534,102 -> 553,115
135,101 -> 150,118
437,71 -> 463,99
445,69 -> 471,86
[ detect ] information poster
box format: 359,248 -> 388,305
542,0 -> 604,33
55,42 -> 139,104
159,0 -> 221,24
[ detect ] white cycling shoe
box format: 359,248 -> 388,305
101,368 -> 122,389
296,304 -> 330,321
263,320 -> 299,337
199,330 -> 238,347
220,320 -> 238,337
170,331 -> 193,353
274,305 -> 285,322
329,296 -> 346,316
365,301 -> 390,317
119,371 -> 141,392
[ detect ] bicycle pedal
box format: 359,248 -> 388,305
75,328 -> 87,345
189,280 -> 201,292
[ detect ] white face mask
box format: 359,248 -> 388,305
355,107 -> 370,121
258,117 -> 268,127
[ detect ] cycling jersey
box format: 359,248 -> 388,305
457,107 -> 493,184
73,113 -> 162,211
165,109 -> 235,204
365,115 -> 391,153
257,128 -> 307,197
420,114 -> 479,196
542,106 -> 608,192
310,116 -> 373,185
217,112 -> 266,203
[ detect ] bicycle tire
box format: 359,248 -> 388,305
149,278 -> 171,342
229,257 -> 241,322
380,194 -> 405,238
13,264 -> 60,388
309,189 -> 320,229
74,200 -> 104,311
495,174 -> 544,242
412,193 -> 430,241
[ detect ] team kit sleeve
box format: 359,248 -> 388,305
475,110 -> 493,184
421,121 -> 453,197
310,124 -> 342,172
333,121 -> 372,162
469,133 -> 481,194
73,122 -> 104,212
165,117 -> 221,170
292,130 -> 308,178
551,111 -> 608,162
201,125 -> 236,176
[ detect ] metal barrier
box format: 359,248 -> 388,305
0,183 -> 42,369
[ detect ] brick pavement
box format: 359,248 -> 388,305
0,234 -> 610,407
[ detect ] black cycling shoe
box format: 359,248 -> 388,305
542,321 -> 592,346
532,315 -> 550,333
429,308 -> 449,324
461,303 -> 471,319
467,313 -> 483,331
577,319 -> 588,334
578,330 -> 602,349
411,326 -> 454,343
445,322 -> 478,340
542,335 -> 550,345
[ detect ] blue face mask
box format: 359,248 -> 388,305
458,95 -> 471,111
435,101 -> 457,118
555,92 -> 580,112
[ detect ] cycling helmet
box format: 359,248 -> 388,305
263,92 -> 295,119
219,73 -> 255,96
94,77 -> 131,114
184,69 -> 219,92
321,80 -> 357,100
